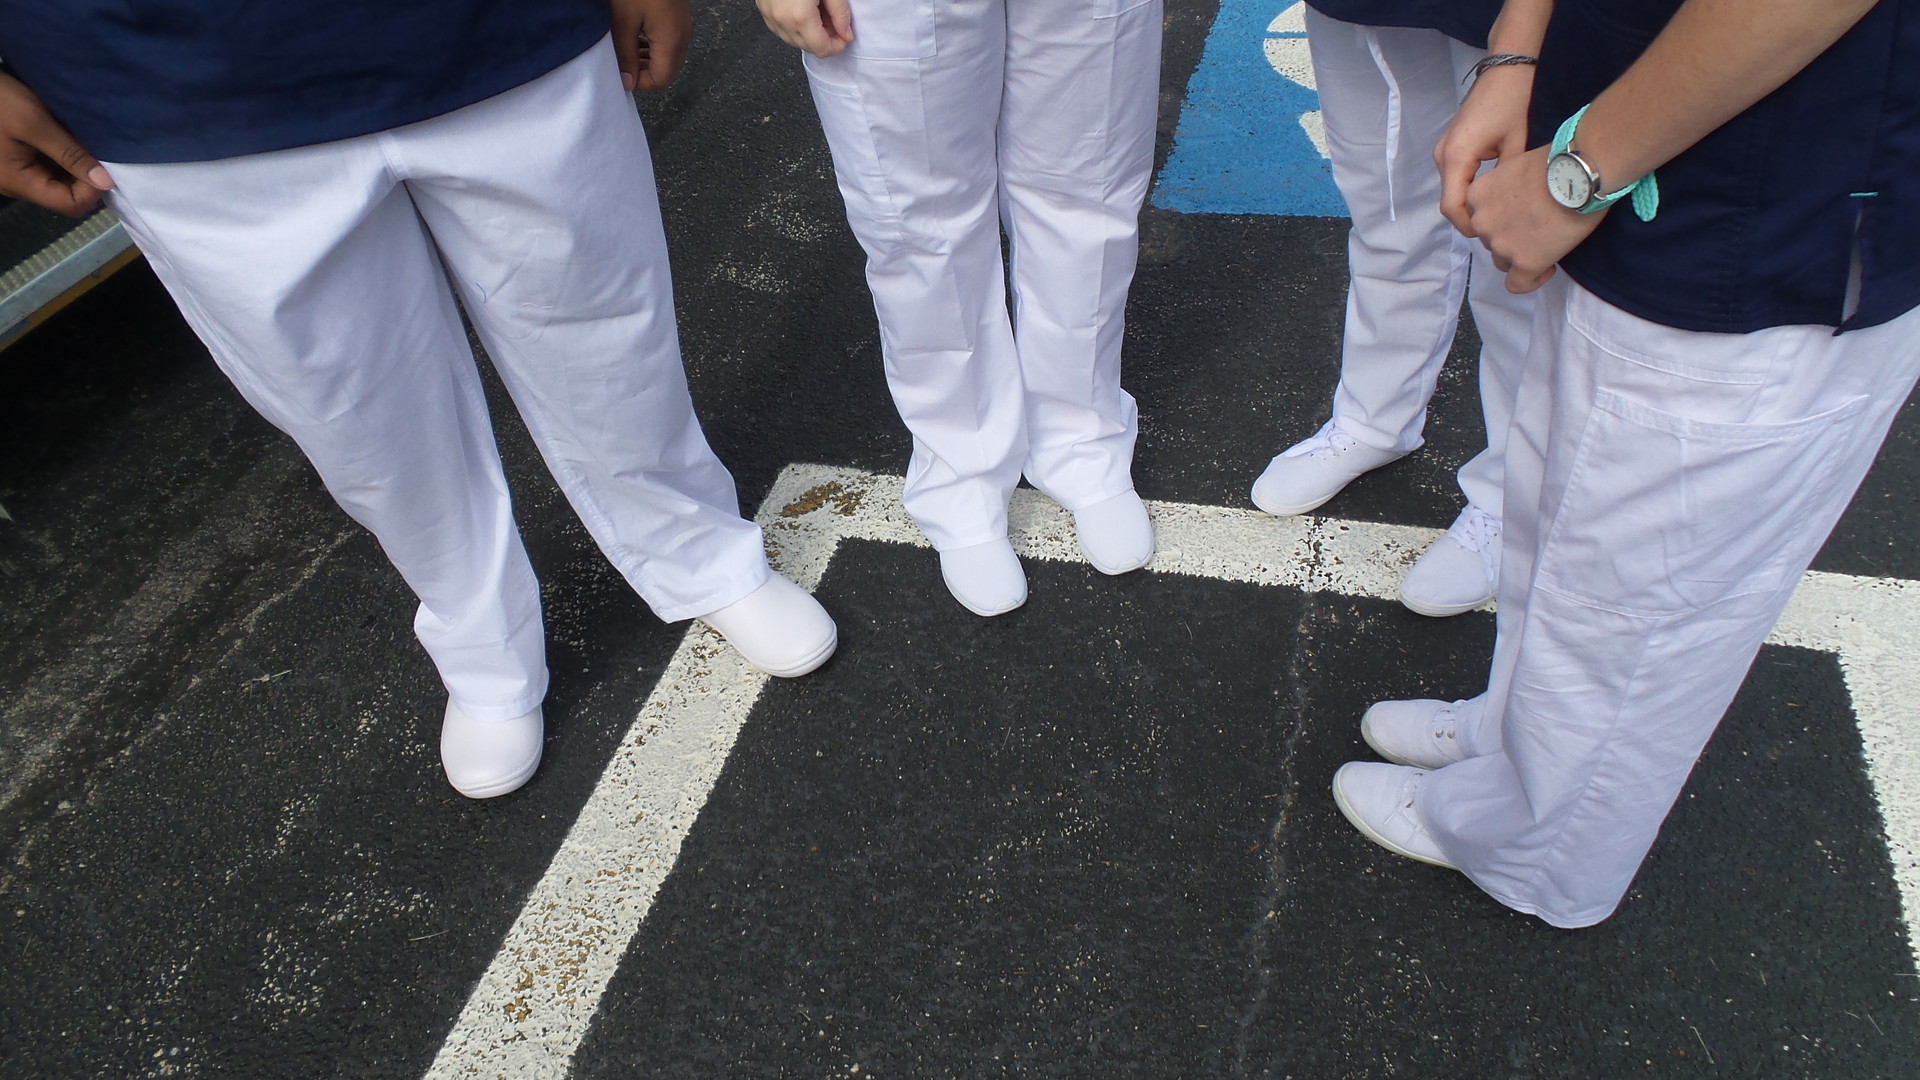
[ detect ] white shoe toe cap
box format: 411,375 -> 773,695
1399,538 -> 1496,617
1073,491 -> 1154,575
1331,761 -> 1457,870
441,701 -> 544,799
1251,441 -> 1403,516
939,540 -> 1028,616
699,572 -> 839,678
1360,698 -> 1467,769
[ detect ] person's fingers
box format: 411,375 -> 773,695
612,5 -> 644,90
0,80 -> 112,216
787,13 -> 835,56
632,0 -> 693,90
757,0 -> 845,56
16,101 -> 113,192
48,138 -> 111,192
820,0 -> 855,51
2,154 -> 106,217
1459,166 -> 1497,239
1440,155 -> 1477,236
1507,263 -> 1556,293
792,19 -> 833,56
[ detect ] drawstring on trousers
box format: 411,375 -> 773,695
1363,28 -> 1402,222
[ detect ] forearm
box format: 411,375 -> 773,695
1485,0 -> 1552,58
1573,0 -> 1881,188
1435,0 -> 1552,232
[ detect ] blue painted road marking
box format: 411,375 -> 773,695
1153,0 -> 1348,218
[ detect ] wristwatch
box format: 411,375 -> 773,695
1546,148 -> 1606,211
1548,105 -> 1661,221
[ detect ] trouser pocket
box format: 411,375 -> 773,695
844,0 -> 937,58
802,70 -> 904,246
802,62 -> 973,355
1536,387 -> 1869,616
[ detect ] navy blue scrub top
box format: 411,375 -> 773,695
1305,0 -> 1504,48
1531,0 -> 1920,334
0,0 -> 609,164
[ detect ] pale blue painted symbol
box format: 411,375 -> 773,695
1152,0 -> 1348,218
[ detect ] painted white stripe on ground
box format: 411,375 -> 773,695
425,463 -> 1920,1079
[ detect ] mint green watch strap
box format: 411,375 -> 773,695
1551,105 -> 1660,221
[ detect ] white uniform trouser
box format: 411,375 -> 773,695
1422,277 -> 1920,927
802,0 -> 1162,550
1306,10 -> 1533,516
101,39 -> 769,722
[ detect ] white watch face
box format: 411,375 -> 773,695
1547,152 -> 1594,210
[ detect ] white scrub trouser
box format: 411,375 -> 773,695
102,39 -> 770,722
802,0 -> 1162,550
1307,10 -> 1533,516
1422,278 -> 1920,927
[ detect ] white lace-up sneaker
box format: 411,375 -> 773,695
1251,421 -> 1405,516
1399,504 -> 1500,617
1360,697 -> 1478,769
1331,762 -> 1458,870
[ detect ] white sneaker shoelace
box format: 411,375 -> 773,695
1448,506 -> 1502,584
1282,420 -> 1360,460
1428,700 -> 1464,749
1397,769 -> 1425,810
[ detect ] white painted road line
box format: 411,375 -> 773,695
424,462 -> 1920,1079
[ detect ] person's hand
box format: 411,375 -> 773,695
756,0 -> 854,58
1436,64 -> 1534,236
0,73 -> 112,217
1464,145 -> 1605,293
611,0 -> 694,91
